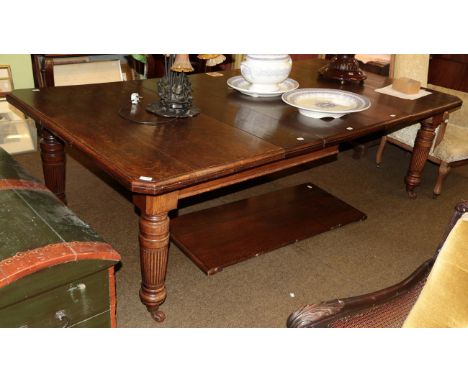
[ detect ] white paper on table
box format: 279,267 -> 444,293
375,85 -> 432,100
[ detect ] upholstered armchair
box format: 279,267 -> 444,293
376,110 -> 468,197
287,200 -> 468,328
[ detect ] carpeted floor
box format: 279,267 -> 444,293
13,142 -> 468,327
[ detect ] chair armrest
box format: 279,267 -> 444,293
287,200 -> 468,328
435,200 -> 468,255
287,259 -> 432,328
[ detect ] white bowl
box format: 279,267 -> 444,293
240,54 -> 292,92
282,88 -> 371,119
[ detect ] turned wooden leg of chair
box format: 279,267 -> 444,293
376,136 -> 387,166
352,143 -> 368,160
433,161 -> 451,198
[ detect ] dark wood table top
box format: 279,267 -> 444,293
7,59 -> 462,195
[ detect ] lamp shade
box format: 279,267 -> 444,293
198,54 -> 226,67
171,54 -> 194,72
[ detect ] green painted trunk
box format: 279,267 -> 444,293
0,146 -> 119,328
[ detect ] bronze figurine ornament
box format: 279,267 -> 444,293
147,54 -> 225,118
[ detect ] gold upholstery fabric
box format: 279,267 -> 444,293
427,84 -> 468,127
432,123 -> 468,163
403,214 -> 468,327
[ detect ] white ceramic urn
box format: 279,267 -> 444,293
240,54 -> 292,92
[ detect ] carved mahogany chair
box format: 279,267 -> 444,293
376,111 -> 468,197
287,200 -> 468,328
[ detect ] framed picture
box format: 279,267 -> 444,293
0,64 -> 14,96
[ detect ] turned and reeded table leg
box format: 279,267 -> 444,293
40,126 -> 67,203
133,192 -> 178,322
404,114 -> 444,198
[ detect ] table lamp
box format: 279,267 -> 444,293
146,54 -> 226,118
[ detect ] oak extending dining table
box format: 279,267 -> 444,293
7,59 -> 462,322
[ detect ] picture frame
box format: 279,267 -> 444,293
0,64 -> 14,96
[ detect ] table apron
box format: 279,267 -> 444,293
178,145 -> 338,200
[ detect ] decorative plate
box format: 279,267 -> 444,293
281,88 -> 371,118
227,76 -> 299,98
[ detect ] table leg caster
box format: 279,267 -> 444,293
407,190 -> 417,199
406,184 -> 417,199
150,309 -> 166,323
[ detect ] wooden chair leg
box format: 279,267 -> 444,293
376,136 -> 387,166
433,161 -> 451,198
352,143 -> 368,160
